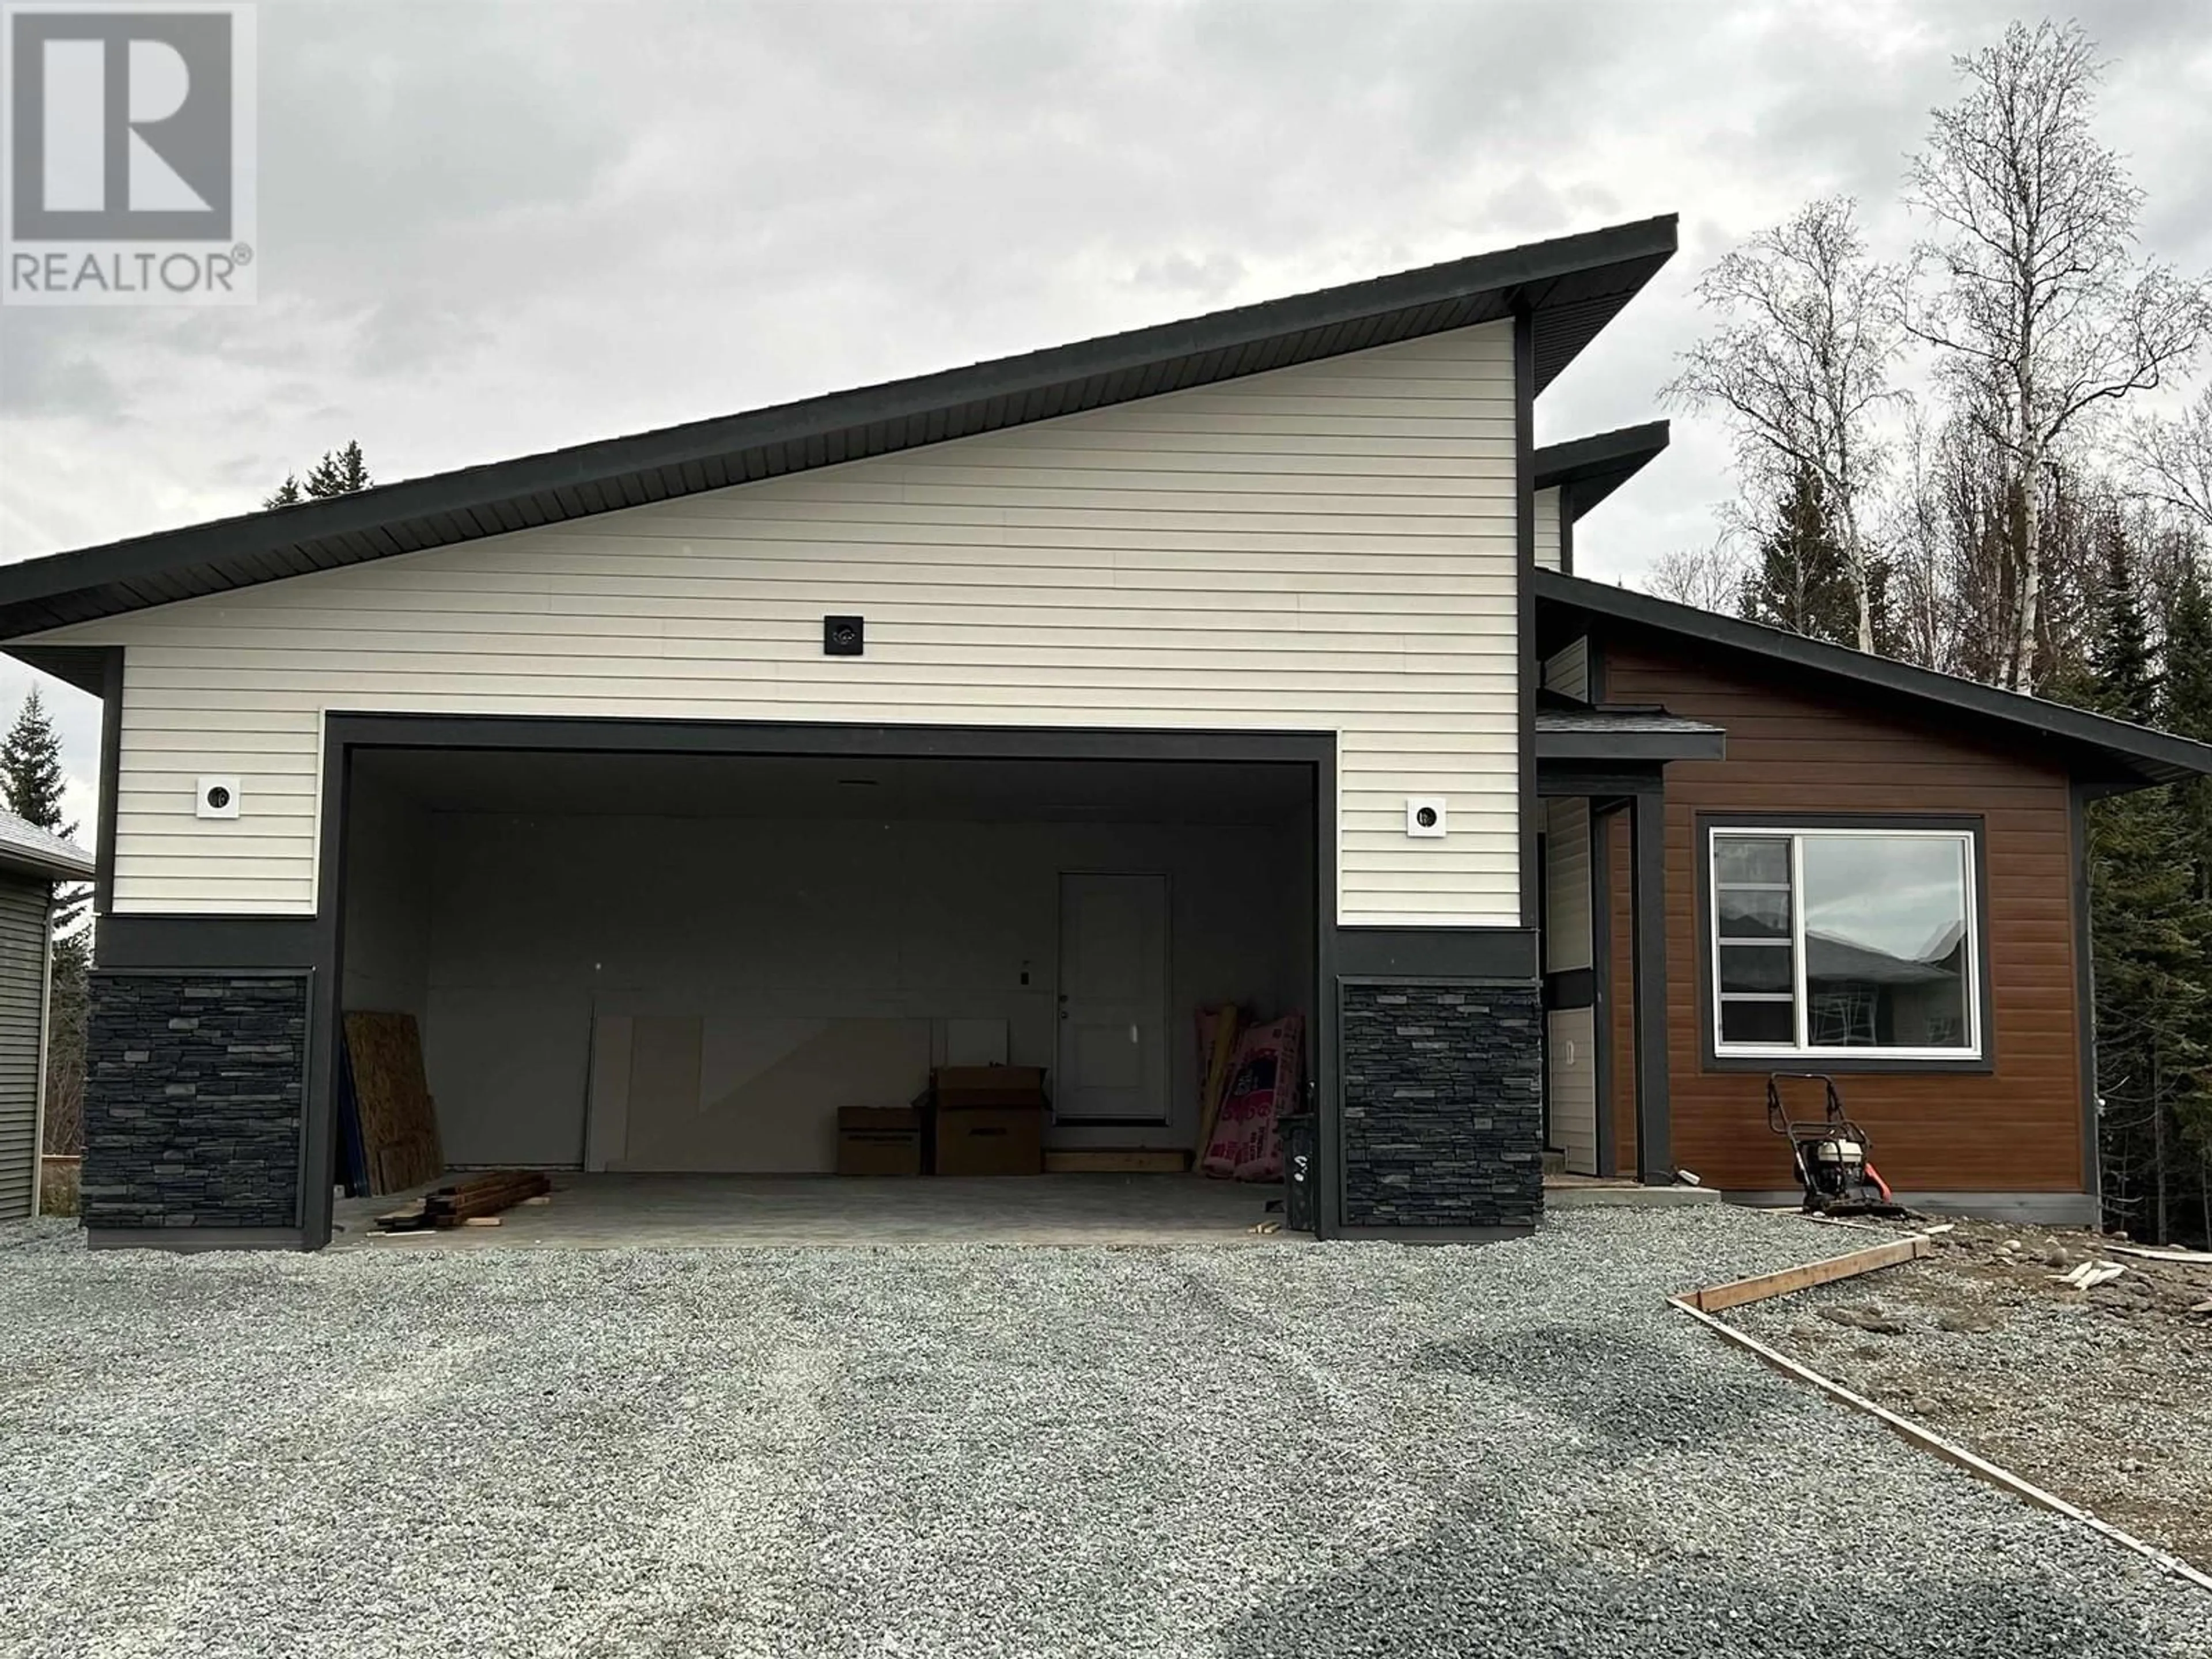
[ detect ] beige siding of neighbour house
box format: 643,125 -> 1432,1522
32,321 -> 1526,925
1533,487 -> 1563,572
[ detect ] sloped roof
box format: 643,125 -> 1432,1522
1535,568 -> 2212,791
0,812 -> 93,882
0,215 -> 1678,642
1532,421 -> 1670,521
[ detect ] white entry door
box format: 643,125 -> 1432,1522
1056,872 -> 1170,1122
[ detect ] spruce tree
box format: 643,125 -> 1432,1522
303,440 -> 372,498
1736,464 -> 1898,650
1738,465 -> 1859,644
2,688 -> 73,841
1,687 -> 87,935
2159,555 -> 2212,1239
264,441 -> 370,510
2084,535 -> 2212,1243
2,689 -> 92,1160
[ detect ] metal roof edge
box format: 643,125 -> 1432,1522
0,215 -> 1678,632
1532,420 -> 1671,521
1535,567 -> 2212,788
0,812 -> 94,882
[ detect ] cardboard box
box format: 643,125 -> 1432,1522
928,1066 -> 1047,1176
837,1105 -> 922,1177
933,1105 -> 1044,1176
933,1065 -> 1048,1107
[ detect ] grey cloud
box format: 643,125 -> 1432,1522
3,0 -> 2210,592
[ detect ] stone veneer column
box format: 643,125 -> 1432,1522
81,972 -> 309,1233
1339,979 -> 1543,1229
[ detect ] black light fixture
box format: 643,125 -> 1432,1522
824,614 -> 864,656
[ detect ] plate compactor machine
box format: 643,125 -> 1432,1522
1766,1072 -> 1911,1219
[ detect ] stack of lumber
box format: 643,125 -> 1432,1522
375,1171 -> 550,1232
343,1012 -> 443,1196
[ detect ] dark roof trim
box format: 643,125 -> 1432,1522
0,215 -> 1678,640
1536,567 -> 2212,790
1531,420 -> 1669,521
1535,726 -> 1727,764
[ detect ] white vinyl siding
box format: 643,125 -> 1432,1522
1546,1006 -> 1597,1175
1534,486 -> 1563,572
36,321 -> 1524,923
1543,797 -> 1592,974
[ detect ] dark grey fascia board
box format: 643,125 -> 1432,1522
6,643 -> 108,694
0,216 -> 1679,639
0,847 -> 94,883
1533,727 -> 1725,763
1336,926 -> 1539,980
1531,421 -> 1670,521
1535,569 -> 2212,789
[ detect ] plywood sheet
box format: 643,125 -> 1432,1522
343,1011 -> 442,1195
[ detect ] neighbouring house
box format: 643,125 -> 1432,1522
0,812 -> 93,1221
2,215 -> 2207,1249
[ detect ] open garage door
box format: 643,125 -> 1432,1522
337,741 -> 1320,1184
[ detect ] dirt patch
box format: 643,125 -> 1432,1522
36,1157 -> 78,1218
1728,1215 -> 2212,1573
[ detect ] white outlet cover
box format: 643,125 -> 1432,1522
196,775 -> 241,820
1405,796 -> 1448,838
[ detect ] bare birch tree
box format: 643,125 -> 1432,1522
2129,385 -> 2212,534
1902,20 -> 2212,690
1664,196 -> 1901,652
1643,541 -> 1746,614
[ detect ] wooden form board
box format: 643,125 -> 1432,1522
1680,1236 -> 1933,1312
343,1012 -> 442,1196
1673,1298 -> 2212,1593
1671,1229 -> 2212,1594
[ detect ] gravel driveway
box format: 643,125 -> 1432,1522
2,1207 -> 2206,1659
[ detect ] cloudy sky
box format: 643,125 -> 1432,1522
3,0 -> 2210,840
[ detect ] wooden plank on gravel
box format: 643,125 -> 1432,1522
1671,1297 -> 2212,1593
1683,1235 -> 1933,1313
2107,1244 -> 2212,1265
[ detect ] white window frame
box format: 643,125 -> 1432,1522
1708,824 -> 1982,1063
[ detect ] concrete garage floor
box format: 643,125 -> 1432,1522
332,1172 -> 1293,1249
2,1207 -> 2206,1659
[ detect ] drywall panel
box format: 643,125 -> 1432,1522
339,781 -> 431,1018
421,982 -> 594,1166
584,1015 -> 632,1172
420,811 -> 1306,1165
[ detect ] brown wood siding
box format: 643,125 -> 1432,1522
1600,628 -> 2086,1194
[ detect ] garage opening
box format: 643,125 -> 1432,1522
331,739 -> 1321,1241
